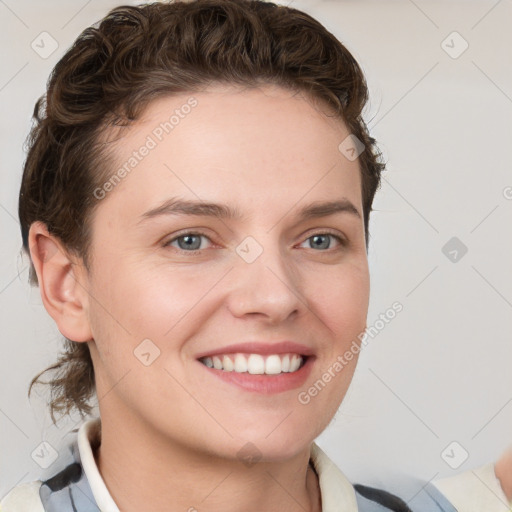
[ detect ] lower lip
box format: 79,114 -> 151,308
197,356 -> 315,393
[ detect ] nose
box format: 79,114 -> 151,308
226,238 -> 303,325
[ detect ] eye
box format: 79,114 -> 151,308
165,232 -> 212,252
163,230 -> 345,253
299,232 -> 345,251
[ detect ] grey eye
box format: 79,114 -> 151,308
307,234 -> 333,250
174,234 -> 204,251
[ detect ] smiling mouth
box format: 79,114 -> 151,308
198,353 -> 307,375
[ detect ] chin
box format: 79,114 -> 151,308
230,425 -> 318,464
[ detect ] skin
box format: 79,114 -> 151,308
495,447 -> 512,501
28,84 -> 512,510
29,84 -> 369,512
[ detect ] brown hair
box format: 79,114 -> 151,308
19,0 -> 385,423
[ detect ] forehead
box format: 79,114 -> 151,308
95,84 -> 363,225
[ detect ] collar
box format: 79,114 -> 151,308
77,418 -> 119,512
77,417 -> 358,512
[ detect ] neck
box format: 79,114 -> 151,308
93,413 -> 322,512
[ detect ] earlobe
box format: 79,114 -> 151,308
28,221 -> 93,343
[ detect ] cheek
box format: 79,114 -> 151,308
88,259 -> 228,349
307,260 -> 370,338
126,265 -> 228,333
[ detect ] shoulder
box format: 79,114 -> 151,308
353,463 -> 512,512
433,462 -> 512,512
0,481 -> 44,512
353,480 -> 457,512
310,442 -> 457,511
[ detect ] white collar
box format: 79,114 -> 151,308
77,418 -> 120,512
78,418 -> 358,512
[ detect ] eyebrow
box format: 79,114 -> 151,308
138,197 -> 361,224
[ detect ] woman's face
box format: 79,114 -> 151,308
82,84 -> 370,460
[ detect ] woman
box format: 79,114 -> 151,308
2,1 -> 511,510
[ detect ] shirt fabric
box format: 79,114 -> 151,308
1,417 -> 511,511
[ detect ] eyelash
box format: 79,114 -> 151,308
163,230 -> 347,254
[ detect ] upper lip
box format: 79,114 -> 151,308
195,341 -> 315,360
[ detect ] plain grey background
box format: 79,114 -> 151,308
1,0 -> 511,498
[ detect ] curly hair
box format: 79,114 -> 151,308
19,0 -> 385,423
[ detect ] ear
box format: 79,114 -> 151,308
28,221 -> 93,343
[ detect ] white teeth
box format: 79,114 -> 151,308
265,355 -> 282,375
234,353 -> 248,372
247,354 -> 265,374
290,354 -> 301,372
200,353 -> 305,374
223,355 -> 234,372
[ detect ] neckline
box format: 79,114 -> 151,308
78,417 -> 358,512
